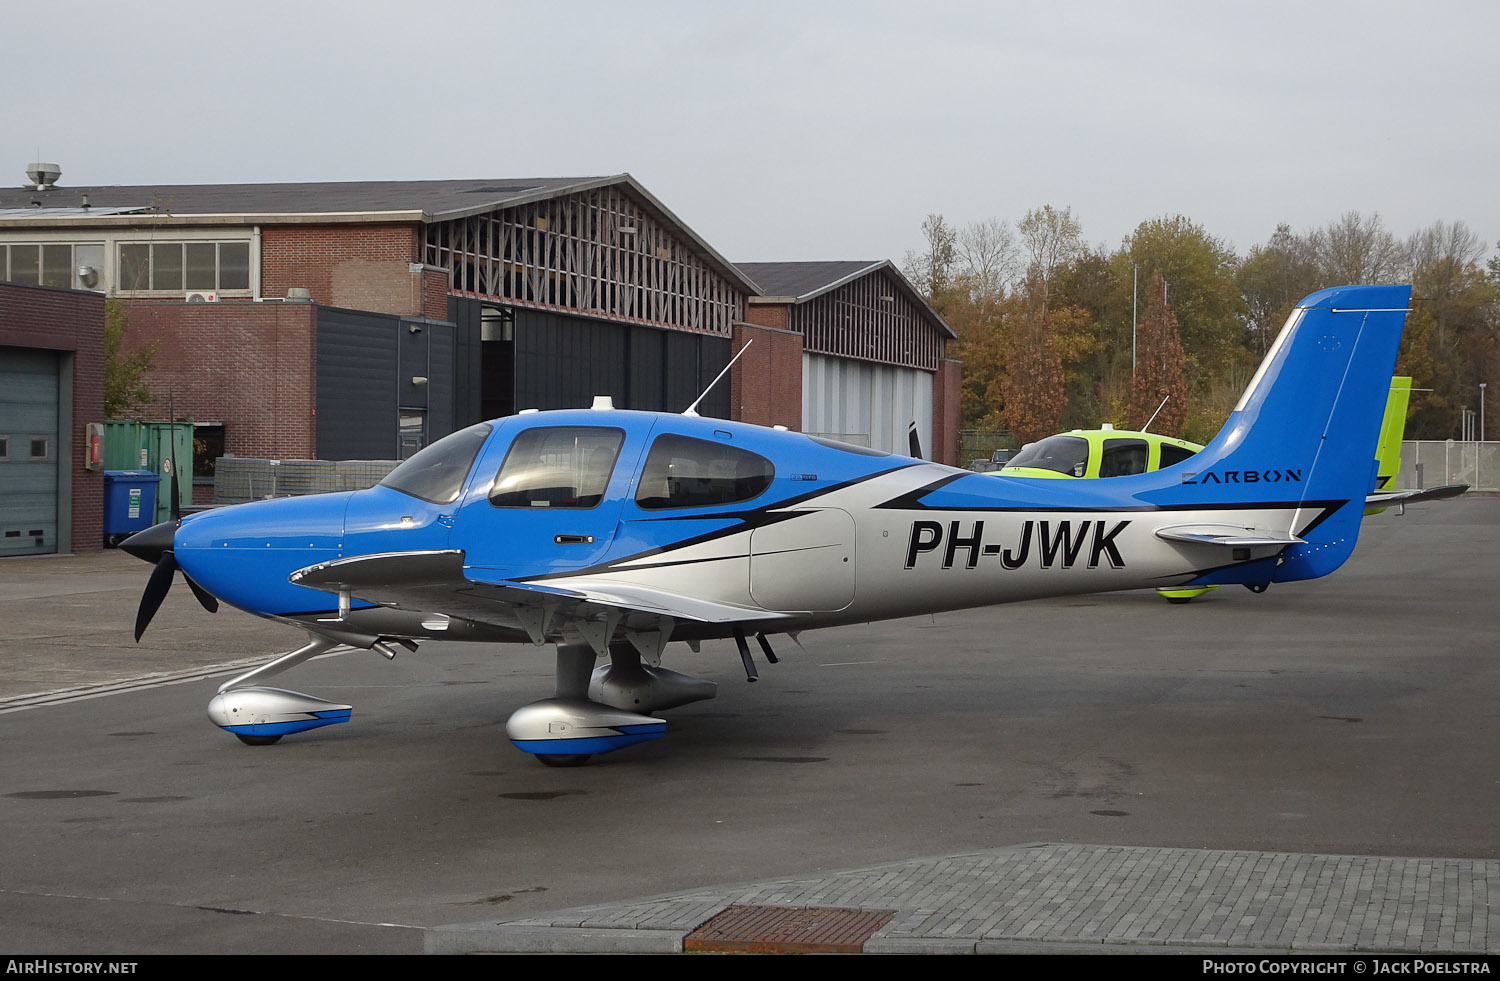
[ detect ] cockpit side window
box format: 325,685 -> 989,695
489,427 -> 624,509
634,434 -> 774,510
379,422 -> 493,504
1099,438 -> 1149,477
1158,443 -> 1196,468
1006,435 -> 1090,477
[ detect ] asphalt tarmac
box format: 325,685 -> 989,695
1,497 -> 1497,954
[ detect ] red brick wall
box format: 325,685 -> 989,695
120,302 -> 317,463
261,224 -> 422,313
743,300 -> 791,332
0,283 -> 106,552
421,265 -> 450,320
730,321 -> 803,431
932,358 -> 963,467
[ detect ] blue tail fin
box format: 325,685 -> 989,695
1159,284 -> 1411,583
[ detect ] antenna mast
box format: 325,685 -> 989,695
683,340 -> 752,417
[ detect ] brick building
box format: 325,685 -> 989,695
1,170 -> 961,503
0,282 -> 105,554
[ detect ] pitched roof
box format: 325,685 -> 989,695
737,259 -> 955,339
0,175 -> 759,294
0,177 -> 605,220
736,260 -> 885,300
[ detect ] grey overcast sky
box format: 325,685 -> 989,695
8,0 -> 1497,265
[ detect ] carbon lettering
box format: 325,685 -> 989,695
1189,468 -> 1303,486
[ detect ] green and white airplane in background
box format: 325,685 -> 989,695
991,378 -> 1467,601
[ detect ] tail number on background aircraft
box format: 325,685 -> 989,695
904,519 -> 1131,571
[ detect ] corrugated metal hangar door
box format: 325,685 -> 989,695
0,347 -> 60,556
802,353 -> 933,457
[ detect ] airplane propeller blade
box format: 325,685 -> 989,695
121,513 -> 219,640
183,573 -> 220,614
135,551 -> 179,642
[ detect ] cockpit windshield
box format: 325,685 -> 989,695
379,423 -> 493,504
1004,435 -> 1090,477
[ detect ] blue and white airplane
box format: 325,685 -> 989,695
125,284 -> 1412,765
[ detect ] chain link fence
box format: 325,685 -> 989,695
213,458 -> 401,505
1397,441 -> 1498,492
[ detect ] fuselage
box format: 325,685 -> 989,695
169,408 -> 1346,642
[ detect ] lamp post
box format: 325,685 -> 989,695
1131,262 -> 1138,379
1481,382 -> 1487,442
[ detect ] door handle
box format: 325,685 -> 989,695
553,534 -> 595,545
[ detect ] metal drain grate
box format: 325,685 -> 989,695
685,905 -> 895,953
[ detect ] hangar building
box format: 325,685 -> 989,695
0,282 -> 104,555
735,260 -> 959,461
0,167 -> 961,545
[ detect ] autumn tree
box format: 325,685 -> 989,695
1128,272 -> 1187,437
103,299 -> 157,418
1307,211 -> 1403,284
998,274 -> 1067,443
1115,216 -> 1245,373
1238,223 -> 1322,355
1049,246 -> 1121,427
1400,222 -> 1499,437
1017,204 -> 1083,297
902,213 -> 959,312
955,217 -> 1021,304
944,285 -> 1008,430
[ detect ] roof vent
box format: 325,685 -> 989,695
591,395 -> 615,411
25,162 -> 61,190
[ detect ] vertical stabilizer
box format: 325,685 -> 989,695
1165,284 -> 1411,583
1374,376 -> 1412,492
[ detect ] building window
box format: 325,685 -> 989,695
193,424 -> 225,482
28,437 -> 49,461
116,240 -> 251,294
0,435 -> 9,461
1,243 -> 104,289
398,411 -> 427,460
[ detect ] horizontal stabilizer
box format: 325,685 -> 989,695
1365,484 -> 1469,507
1154,524 -> 1303,548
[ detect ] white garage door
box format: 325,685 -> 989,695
801,353 -> 933,457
